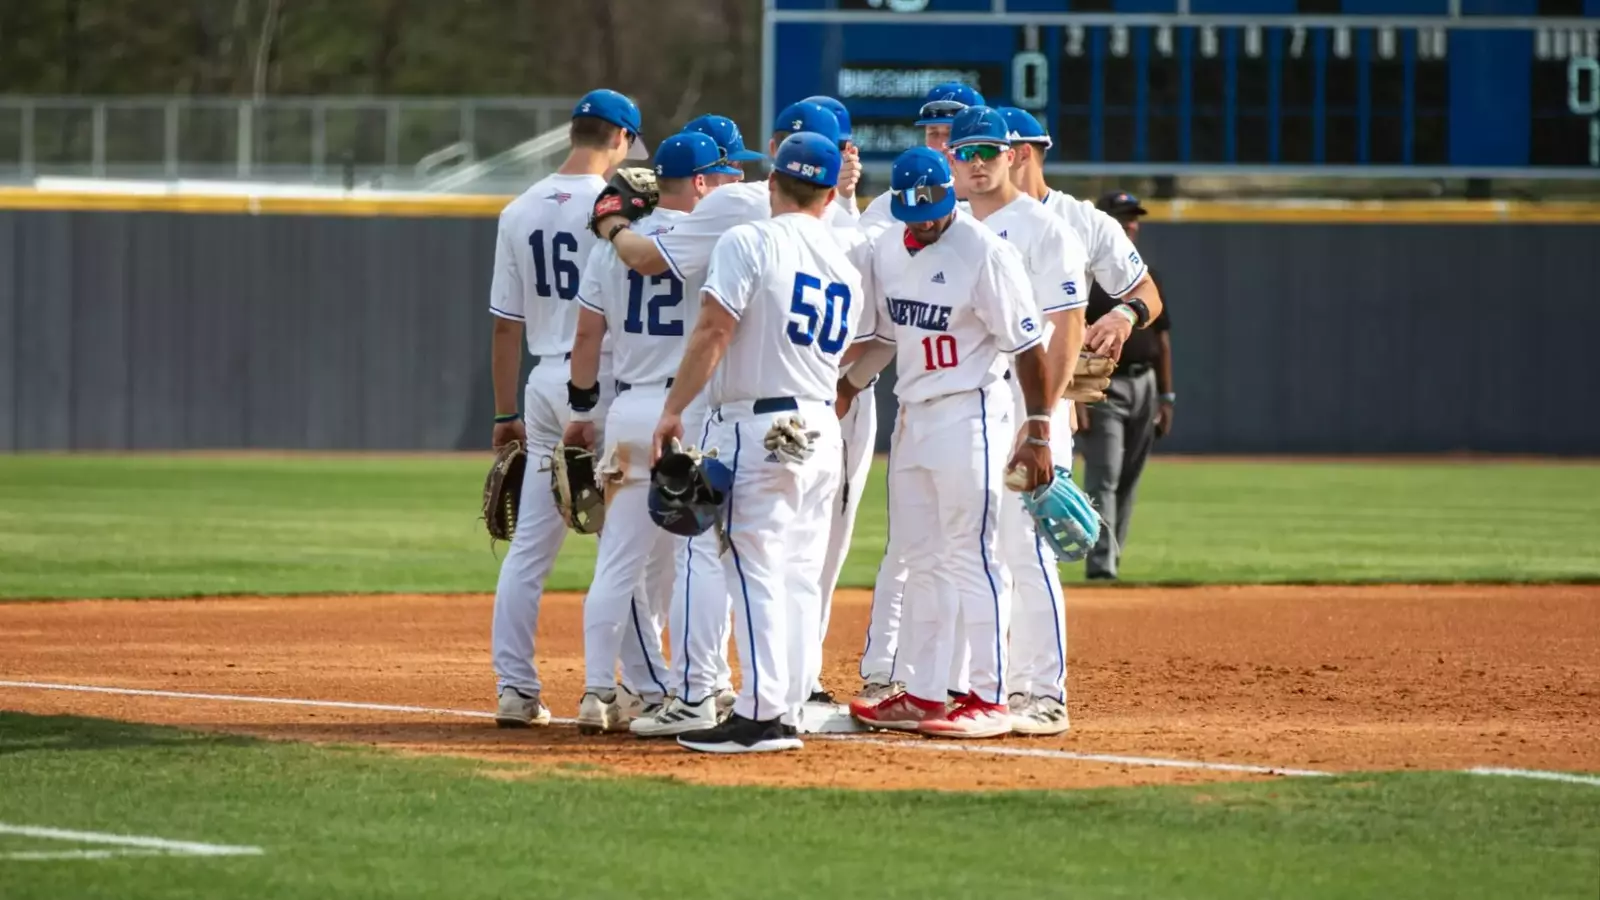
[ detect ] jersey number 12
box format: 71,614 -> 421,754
624,270 -> 684,336
529,229 -> 579,300
786,272 -> 851,354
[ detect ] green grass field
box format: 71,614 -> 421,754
1,454 -> 1598,599
2,714 -> 1596,900
4,453 -> 1599,898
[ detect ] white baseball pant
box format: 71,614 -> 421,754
710,398 -> 841,726
664,401 -> 735,705
812,385 -> 878,694
1003,395 -> 1075,703
580,382 -> 677,703
492,354 -> 617,695
889,381 -> 1013,706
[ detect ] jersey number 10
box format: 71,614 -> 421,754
787,273 -> 852,354
921,334 -> 959,371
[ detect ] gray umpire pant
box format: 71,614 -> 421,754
1079,366 -> 1158,579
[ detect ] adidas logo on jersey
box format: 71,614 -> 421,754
546,191 -> 572,205
931,271 -> 946,284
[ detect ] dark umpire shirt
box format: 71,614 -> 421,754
1085,268 -> 1168,369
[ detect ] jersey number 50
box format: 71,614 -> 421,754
786,273 -> 851,355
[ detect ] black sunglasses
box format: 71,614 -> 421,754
918,99 -> 968,120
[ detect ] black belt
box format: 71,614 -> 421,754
616,377 -> 673,395
753,397 -> 799,414
1115,362 -> 1154,377
529,352 -> 572,368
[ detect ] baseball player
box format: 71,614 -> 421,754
839,146 -> 1060,739
856,81 -> 985,237
998,106 -> 1164,358
947,106 -> 1088,735
593,101 -> 864,725
648,132 -> 868,754
488,88 -> 648,727
562,131 -> 742,734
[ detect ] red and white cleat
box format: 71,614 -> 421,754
918,693 -> 1012,739
849,690 -> 948,732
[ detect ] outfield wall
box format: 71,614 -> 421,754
2,193 -> 1598,454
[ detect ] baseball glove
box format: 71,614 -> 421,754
762,415 -> 822,465
588,167 -> 659,238
544,444 -> 607,535
482,441 -> 527,543
1020,465 -> 1109,563
1063,352 -> 1117,404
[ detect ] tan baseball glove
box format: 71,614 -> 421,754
482,441 -> 527,543
545,444 -> 607,535
1063,352 -> 1117,404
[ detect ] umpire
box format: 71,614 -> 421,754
1078,190 -> 1174,581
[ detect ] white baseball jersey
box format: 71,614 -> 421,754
489,173 -> 607,355
700,213 -> 869,407
1041,190 -> 1149,299
654,179 -> 860,284
866,211 -> 1043,404
979,194 -> 1090,317
577,208 -> 697,386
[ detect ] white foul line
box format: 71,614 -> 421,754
0,849 -> 168,860
3,679 -> 1595,785
0,823 -> 263,857
822,734 -> 1333,777
1464,767 -> 1600,787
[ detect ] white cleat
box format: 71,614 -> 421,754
629,694 -> 721,737
577,690 -> 624,735
856,678 -> 903,704
495,687 -> 552,728
1009,695 -> 1070,736
614,685 -> 659,729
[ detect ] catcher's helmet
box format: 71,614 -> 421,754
648,444 -> 734,538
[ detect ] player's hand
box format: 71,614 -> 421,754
650,413 -> 684,466
1084,311 -> 1134,361
561,419 -> 596,450
835,376 -> 860,419
492,418 -> 526,451
837,146 -> 862,199
1155,400 -> 1174,439
1005,437 -> 1054,492
593,213 -> 630,241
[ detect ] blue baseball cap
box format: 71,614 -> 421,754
654,132 -> 735,179
998,106 -> 1053,149
573,89 -> 648,160
947,106 -> 1012,150
802,95 -> 852,143
889,147 -> 957,224
914,81 -> 986,126
772,132 -> 841,188
682,114 -> 767,163
773,101 -> 841,145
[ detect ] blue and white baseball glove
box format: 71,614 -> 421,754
1020,466 -> 1107,562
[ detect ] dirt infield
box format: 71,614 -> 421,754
2,585 -> 1597,791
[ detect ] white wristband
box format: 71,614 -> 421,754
1113,304 -> 1138,326
569,410 -> 593,423
1025,414 -> 1053,424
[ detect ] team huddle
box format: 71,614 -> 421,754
485,83 -> 1165,754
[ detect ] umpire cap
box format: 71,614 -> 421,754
1097,190 -> 1149,219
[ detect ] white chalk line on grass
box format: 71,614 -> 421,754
0,823 -> 263,859
3,679 -> 1595,786
1465,767 -> 1600,787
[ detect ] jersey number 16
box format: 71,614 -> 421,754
786,272 -> 851,355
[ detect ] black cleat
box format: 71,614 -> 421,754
677,713 -> 803,754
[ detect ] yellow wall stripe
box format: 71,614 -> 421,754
1,187 -> 1597,224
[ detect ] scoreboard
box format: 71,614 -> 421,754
764,0 -> 1600,175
